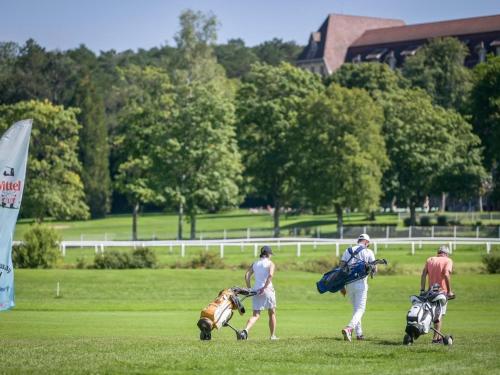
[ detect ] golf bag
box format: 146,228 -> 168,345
197,287 -> 256,341
403,284 -> 454,345
316,246 -> 387,294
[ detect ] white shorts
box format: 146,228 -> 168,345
252,287 -> 276,311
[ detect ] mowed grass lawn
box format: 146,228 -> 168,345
0,266 -> 498,374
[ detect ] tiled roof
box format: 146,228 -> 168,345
352,14 -> 500,47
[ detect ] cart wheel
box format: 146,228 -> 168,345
443,335 -> 453,346
200,330 -> 211,341
403,334 -> 413,346
237,330 -> 248,340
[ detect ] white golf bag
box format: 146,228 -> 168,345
404,286 -> 453,345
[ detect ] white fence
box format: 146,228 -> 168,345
58,237 -> 500,258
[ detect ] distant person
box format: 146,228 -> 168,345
340,233 -> 376,341
241,245 -> 278,340
420,245 -> 455,343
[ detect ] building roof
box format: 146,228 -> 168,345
352,14 -> 500,47
297,14 -> 405,72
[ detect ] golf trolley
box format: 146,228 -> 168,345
197,287 -> 256,341
317,246 -> 388,294
403,284 -> 455,346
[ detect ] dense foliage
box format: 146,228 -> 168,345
0,10 -> 498,237
12,224 -> 61,268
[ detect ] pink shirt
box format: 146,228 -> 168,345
425,255 -> 453,293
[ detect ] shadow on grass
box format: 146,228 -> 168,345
374,339 -> 401,346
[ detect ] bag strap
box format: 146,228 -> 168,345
346,245 -> 365,265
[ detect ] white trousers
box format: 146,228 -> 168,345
346,283 -> 368,336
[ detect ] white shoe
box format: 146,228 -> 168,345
270,335 -> 279,340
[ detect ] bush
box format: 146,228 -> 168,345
130,248 -> 157,268
302,257 -> 337,273
419,216 -> 432,226
377,261 -> 399,275
189,251 -> 225,269
482,253 -> 500,274
12,224 -> 61,268
437,215 -> 448,226
403,218 -> 412,227
94,251 -> 131,269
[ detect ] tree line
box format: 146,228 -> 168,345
0,10 -> 498,239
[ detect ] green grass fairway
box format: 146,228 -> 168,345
0,269 -> 498,374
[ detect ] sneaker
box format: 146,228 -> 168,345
356,335 -> 365,341
341,327 -> 353,342
270,335 -> 279,340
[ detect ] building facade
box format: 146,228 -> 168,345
297,14 -> 500,75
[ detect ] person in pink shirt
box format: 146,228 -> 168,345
420,245 -> 455,343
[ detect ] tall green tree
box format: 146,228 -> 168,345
469,56 -> 500,207
252,38 -> 303,66
297,84 -> 388,228
156,10 -> 242,240
0,100 -> 89,220
402,37 -> 472,111
327,62 -> 408,94
237,62 -> 323,236
380,89 -> 484,224
114,65 -> 172,240
71,74 -> 111,218
215,38 -> 259,78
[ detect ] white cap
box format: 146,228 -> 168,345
438,245 -> 450,254
358,233 -> 371,242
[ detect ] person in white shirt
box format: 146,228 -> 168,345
340,233 -> 376,341
241,246 -> 278,340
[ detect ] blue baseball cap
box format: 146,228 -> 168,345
260,245 -> 273,256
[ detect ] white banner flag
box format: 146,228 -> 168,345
0,119 -> 32,311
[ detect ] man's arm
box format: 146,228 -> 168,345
258,262 -> 275,294
245,265 -> 254,288
420,267 -> 428,292
444,274 -> 452,294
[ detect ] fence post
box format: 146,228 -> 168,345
240,242 -> 244,252
94,245 -> 98,254
317,227 -> 320,238
278,239 -> 281,250
205,243 -> 209,251
336,243 -> 339,257
431,226 -> 434,239
247,228 -> 250,239
62,243 -> 66,257
374,242 -> 378,255
254,243 -> 258,257
100,244 -> 104,253
411,242 -> 415,255
363,226 -> 367,234
486,242 -> 491,254
169,243 -> 173,253
386,226 -> 389,239
449,241 -> 453,254
340,226 -> 344,239
419,240 -> 422,249
409,226 -> 412,238
454,226 -> 457,239
223,229 -> 227,240
296,243 -> 301,257
313,240 -> 317,249
181,243 -> 185,257
220,244 -> 224,258
476,226 -> 479,239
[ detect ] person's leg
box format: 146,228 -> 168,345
348,288 -> 367,333
244,310 -> 261,332
268,308 -> 276,337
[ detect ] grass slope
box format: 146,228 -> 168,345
0,268 -> 498,374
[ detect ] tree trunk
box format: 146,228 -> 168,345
177,202 -> 184,240
440,192 -> 447,212
190,212 -> 196,240
390,196 -> 397,213
273,198 -> 281,238
409,202 -> 417,226
132,202 -> 139,241
335,204 -> 343,238
479,195 -> 483,213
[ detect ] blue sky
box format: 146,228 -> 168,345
1,0 -> 499,53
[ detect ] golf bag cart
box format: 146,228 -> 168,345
403,284 -> 455,346
317,246 -> 388,294
197,287 -> 256,341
